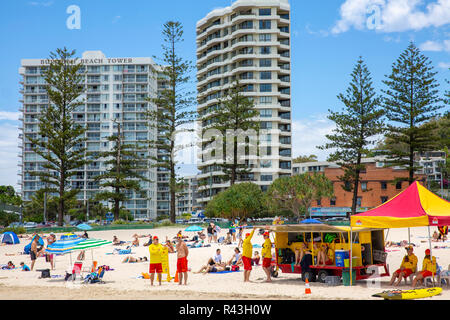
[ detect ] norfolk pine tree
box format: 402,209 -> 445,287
28,48 -> 88,226
382,42 -> 444,185
319,57 -> 384,215
146,21 -> 196,223
210,79 -> 260,186
94,121 -> 151,221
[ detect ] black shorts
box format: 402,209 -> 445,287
30,251 -> 37,261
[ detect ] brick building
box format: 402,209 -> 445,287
293,157 -> 427,218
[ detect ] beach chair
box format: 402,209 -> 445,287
84,266 -> 105,284
71,261 -> 83,281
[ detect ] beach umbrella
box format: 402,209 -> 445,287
46,238 -> 111,265
301,218 -> 323,224
185,225 -> 203,232
76,223 -> 93,231
60,233 -> 79,240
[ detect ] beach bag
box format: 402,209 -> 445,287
231,265 -> 240,272
39,269 -> 50,279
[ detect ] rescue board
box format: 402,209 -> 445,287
372,287 -> 442,300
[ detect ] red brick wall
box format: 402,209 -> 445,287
317,163 -> 426,208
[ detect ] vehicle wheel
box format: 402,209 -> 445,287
317,270 -> 330,283
302,270 -> 316,282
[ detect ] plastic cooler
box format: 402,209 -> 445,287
335,250 -> 349,267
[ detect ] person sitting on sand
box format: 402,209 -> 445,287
143,235 -> 153,247
432,231 -> 439,242
412,249 -> 437,288
198,231 -> 206,241
227,247 -> 243,267
252,251 -> 260,266
131,236 -> 140,247
113,236 -> 125,246
122,256 -> 148,263
20,262 -> 30,271
389,245 -> 418,286
223,232 -> 232,245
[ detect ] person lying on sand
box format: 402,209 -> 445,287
194,258 -> 226,274
122,256 -> 148,263
131,236 -> 140,247
113,236 -> 126,246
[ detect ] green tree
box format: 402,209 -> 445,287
267,173 -> 334,221
0,186 -> 22,206
207,79 -> 260,186
146,21 -> 196,223
205,183 -> 266,221
293,155 -> 318,164
94,122 -> 151,221
382,42 -> 444,185
319,57 -> 384,215
28,47 -> 88,226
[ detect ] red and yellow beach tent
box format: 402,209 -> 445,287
351,181 -> 450,229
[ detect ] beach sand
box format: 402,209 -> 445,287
0,226 -> 449,300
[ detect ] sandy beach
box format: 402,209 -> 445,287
0,226 -> 449,300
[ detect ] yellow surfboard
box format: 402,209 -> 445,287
373,287 -> 442,300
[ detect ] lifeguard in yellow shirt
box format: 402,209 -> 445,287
261,231 -> 273,283
389,245 -> 418,286
412,249 -> 437,288
242,226 -> 257,282
149,236 -> 164,286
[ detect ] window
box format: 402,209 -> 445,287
261,175 -> 273,182
261,160 -> 272,168
260,109 -> 272,118
317,199 -> 322,206
260,46 -> 271,55
260,71 -> 272,80
260,121 -> 272,129
381,181 -> 387,190
259,8 -> 271,16
396,181 -> 402,190
381,196 -> 389,204
260,84 -> 272,92
356,197 -> 362,207
259,20 -> 271,30
259,34 -> 272,42
330,198 -> 336,206
280,161 -> 291,169
260,96 -> 273,104
361,182 -> 368,191
260,59 -> 272,67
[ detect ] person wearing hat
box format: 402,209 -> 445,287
242,226 -> 257,282
148,236 -> 164,286
176,234 -> 189,285
412,249 -> 437,288
389,245 -> 418,286
261,231 -> 273,283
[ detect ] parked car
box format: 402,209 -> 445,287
187,218 -> 204,224
8,222 -> 23,228
23,222 -> 38,229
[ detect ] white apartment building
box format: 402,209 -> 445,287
196,0 -> 293,205
18,51 -> 168,220
176,175 -> 200,215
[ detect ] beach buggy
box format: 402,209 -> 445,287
267,224 -> 390,283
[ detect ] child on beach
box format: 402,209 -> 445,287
20,262 -> 30,271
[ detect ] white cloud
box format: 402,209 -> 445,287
332,0 -> 450,34
0,111 -> 20,121
0,123 -> 20,190
291,116 -> 336,162
438,62 -> 450,69
112,16 -> 121,24
420,39 -> 450,52
28,1 -> 53,7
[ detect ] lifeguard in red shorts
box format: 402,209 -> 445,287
148,236 -> 163,286
242,226 -> 257,282
261,231 -> 273,283
412,249 -> 437,288
389,245 -> 418,286
176,234 -> 189,285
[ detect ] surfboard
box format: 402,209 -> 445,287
372,287 -> 442,300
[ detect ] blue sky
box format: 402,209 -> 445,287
0,0 -> 449,189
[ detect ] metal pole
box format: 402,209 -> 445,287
43,191 -> 47,224
350,228 -> 353,286
408,228 -> 411,245
86,199 -> 89,222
